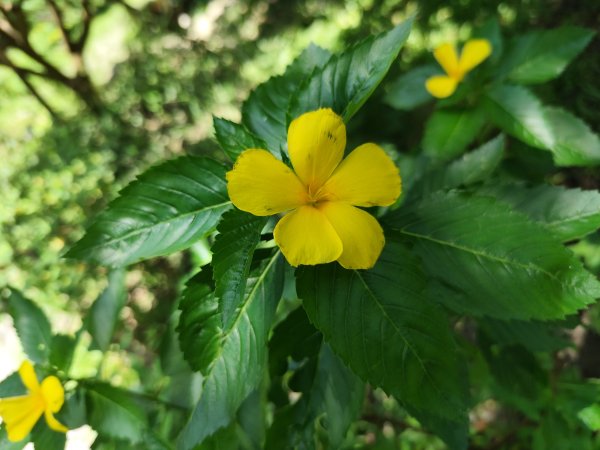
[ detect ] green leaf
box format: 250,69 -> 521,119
31,421 -> 66,450
213,117 -> 268,162
290,18 -> 413,122
385,192 -> 600,320
177,271 -> 220,374
473,17 -> 503,65
482,183 -> 600,242
49,334 -> 77,373
177,253 -> 284,450
66,156 -> 231,267
500,27 -> 594,84
87,383 -> 148,444
384,65 -> 437,110
483,84 -> 554,151
7,289 -> 52,364
578,404 -> 600,431
544,107 -> 600,167
421,107 -> 486,160
0,371 -> 26,398
242,44 -> 331,154
212,209 -> 267,328
0,426 -> 27,450
87,269 -> 127,352
479,318 -> 570,352
297,238 -> 469,423
412,135 -> 504,199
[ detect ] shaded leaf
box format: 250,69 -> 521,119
213,118 -> 268,162
31,421 -> 66,450
384,65 -> 437,110
386,192 -> 600,320
66,156 -> 230,267
480,317 -> 570,353
290,18 -> 413,122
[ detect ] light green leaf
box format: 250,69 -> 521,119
385,192 -> 600,320
421,107 -> 486,160
290,18 -> 413,122
483,84 -> 554,151
66,156 -> 231,267
87,383 -> 148,444
578,404 -> 600,431
0,426 -> 27,450
297,238 -> 469,424
212,209 -> 267,328
242,44 -> 331,154
500,27 -> 594,84
213,117 -> 268,162
177,253 -> 284,450
482,183 -> 600,242
544,107 -> 600,166
7,289 -> 52,364
87,269 -> 127,352
384,65 -> 437,110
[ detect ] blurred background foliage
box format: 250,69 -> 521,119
0,0 -> 599,448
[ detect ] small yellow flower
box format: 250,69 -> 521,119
0,361 -> 68,442
425,39 -> 492,98
226,108 -> 401,269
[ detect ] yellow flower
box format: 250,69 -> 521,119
0,361 -> 68,442
226,108 -> 401,269
425,39 -> 492,98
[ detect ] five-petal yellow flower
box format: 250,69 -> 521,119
0,361 -> 68,442
226,108 -> 401,269
425,39 -> 492,98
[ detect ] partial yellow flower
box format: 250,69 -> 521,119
0,361 -> 68,442
425,39 -> 492,98
226,108 -> 401,269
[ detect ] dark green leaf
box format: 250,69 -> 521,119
480,317 -> 570,352
177,272 -> 220,374
384,65 -> 437,110
386,192 -> 600,320
482,183 -> 600,242
66,156 -> 231,267
87,383 -> 147,444
0,372 -> 26,398
473,17 -> 503,65
7,289 -> 52,364
49,334 -> 77,373
500,27 -> 594,84
297,238 -> 469,422
290,18 -> 413,122
421,108 -> 485,160
31,420 -> 66,450
177,253 -> 284,450
0,426 -> 27,450
544,107 -> 600,167
87,269 -> 127,352
212,209 -> 267,328
213,118 -> 268,162
483,84 -> 554,151
242,44 -> 331,154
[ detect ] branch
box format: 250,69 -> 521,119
74,0 -> 92,53
46,0 -> 76,53
13,69 -> 58,118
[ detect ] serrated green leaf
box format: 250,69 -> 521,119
87,383 -> 147,444
544,107 -> 600,167
500,27 -> 594,84
297,238 -> 469,423
7,289 -> 52,364
177,253 -> 284,450
290,18 -> 413,122
483,84 -> 554,151
213,118 -> 268,162
0,426 -> 26,450
66,156 -> 231,267
177,272 -> 220,374
479,318 -> 570,352
421,108 -> 485,160
384,65 -> 437,110
385,192 -> 600,320
212,209 -> 267,328
482,183 -> 600,242
31,420 -> 66,450
87,269 -> 127,352
242,44 -> 331,154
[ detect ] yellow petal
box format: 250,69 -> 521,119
0,394 -> 44,442
287,108 -> 346,193
425,75 -> 459,98
319,202 -> 385,269
226,149 -> 308,216
458,38 -> 492,74
320,143 -> 401,207
18,360 -> 40,393
273,206 -> 342,266
433,43 -> 460,78
45,410 -> 68,433
41,376 -> 65,413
